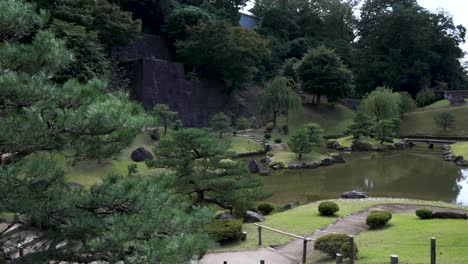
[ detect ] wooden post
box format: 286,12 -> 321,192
336,253 -> 343,264
260,261 -> 265,264
242,231 -> 247,241
349,235 -> 355,264
391,254 -> 399,264
258,225 -> 262,246
302,239 -> 308,264
431,237 -> 436,264
223,261 -> 227,264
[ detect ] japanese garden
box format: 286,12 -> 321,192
2,0 -> 468,263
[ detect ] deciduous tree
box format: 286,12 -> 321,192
210,112 -> 232,138
434,112 -> 455,131
362,87 -> 400,122
152,104 -> 178,135
288,128 -> 313,160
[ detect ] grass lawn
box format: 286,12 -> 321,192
450,141 -> 468,157
336,135 -> 400,148
222,135 -> 263,154
270,150 -> 326,165
216,200 -> 467,252
253,103 -> 355,142
400,105 -> 468,137
424,99 -> 468,109
352,215 -> 468,264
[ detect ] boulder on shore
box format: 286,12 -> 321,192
282,203 -> 294,210
258,169 -> 271,176
320,158 -> 334,166
394,142 -> 407,150
341,190 -> 367,199
351,141 -> 372,151
217,213 -> 235,220
456,159 -> 468,167
131,147 -> 153,162
248,159 -> 260,173
304,163 -> 319,169
244,210 -> 264,223
331,154 -> 345,163
288,163 -> 303,170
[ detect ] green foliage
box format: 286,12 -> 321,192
375,119 -> 399,143
399,92 -> 417,117
50,19 -> 110,83
416,88 -> 438,107
257,202 -> 275,215
366,211 -> 392,229
303,123 -> 324,146
174,119 -> 184,130
205,220 -> 243,242
348,112 -> 373,139
297,46 -> 353,104
362,87 -> 400,122
434,111 -> 455,131
274,138 -> 282,143
148,128 -> 268,211
152,104 -> 178,135
127,163 -> 138,175
282,124 -> 289,134
235,117 -> 251,133
258,76 -> 301,127
176,21 -> 269,89
164,6 -> 212,41
281,58 -> 299,81
52,0 -> 141,50
355,0 -> 466,95
314,233 -> 357,258
210,112 -> 231,138
318,201 -> 340,216
416,208 -> 433,220
288,128 -> 313,160
264,133 -> 272,140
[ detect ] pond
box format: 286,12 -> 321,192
260,146 -> 468,206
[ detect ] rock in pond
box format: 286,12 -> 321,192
244,210 -> 265,223
331,154 -> 345,163
288,163 -> 303,170
394,142 -> 407,150
351,141 -> 373,151
248,159 -> 260,173
456,159 -> 468,167
341,190 -> 367,199
258,169 -> 271,176
131,147 -> 153,162
320,158 -> 334,166
304,163 -> 319,169
454,156 -> 464,162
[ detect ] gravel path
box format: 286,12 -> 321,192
197,204 -> 467,264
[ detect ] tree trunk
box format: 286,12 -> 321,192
273,110 -> 278,127
316,94 -> 321,105
298,153 -> 302,160
196,190 -> 204,204
219,132 -> 223,138
163,118 -> 167,135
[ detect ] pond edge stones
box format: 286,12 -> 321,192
442,144 -> 468,166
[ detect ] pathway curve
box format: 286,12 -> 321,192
197,204 -> 467,264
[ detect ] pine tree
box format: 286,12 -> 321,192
210,112 -> 232,138
0,1 -> 211,262
148,128 -> 269,211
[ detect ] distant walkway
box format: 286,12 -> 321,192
197,204 -> 467,264
403,138 -> 456,144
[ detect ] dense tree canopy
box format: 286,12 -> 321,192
361,87 -> 400,122
355,0 -> 466,95
297,46 -> 353,104
176,21 -> 269,89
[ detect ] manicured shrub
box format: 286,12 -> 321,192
265,126 -> 273,133
264,144 -> 272,152
318,201 -> 340,216
274,138 -> 282,143
282,125 -> 289,134
416,208 -> 433,219
264,133 -> 272,140
257,202 -> 275,215
205,220 -> 242,242
366,211 -> 392,229
314,234 -> 358,258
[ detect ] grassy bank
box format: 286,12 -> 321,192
400,106 -> 468,137
336,135 -> 399,148
450,142 -> 468,157
216,199 -> 467,252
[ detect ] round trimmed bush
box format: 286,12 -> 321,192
264,133 -> 272,140
416,208 -> 433,219
274,138 -> 282,143
366,211 -> 392,229
265,126 -> 273,133
257,202 -> 275,215
318,201 -> 340,216
314,234 -> 358,258
205,220 -> 242,242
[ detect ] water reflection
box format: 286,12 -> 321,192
261,147 -> 467,205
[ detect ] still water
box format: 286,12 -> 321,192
261,147 -> 468,205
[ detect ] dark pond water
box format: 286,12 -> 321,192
260,146 -> 468,205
